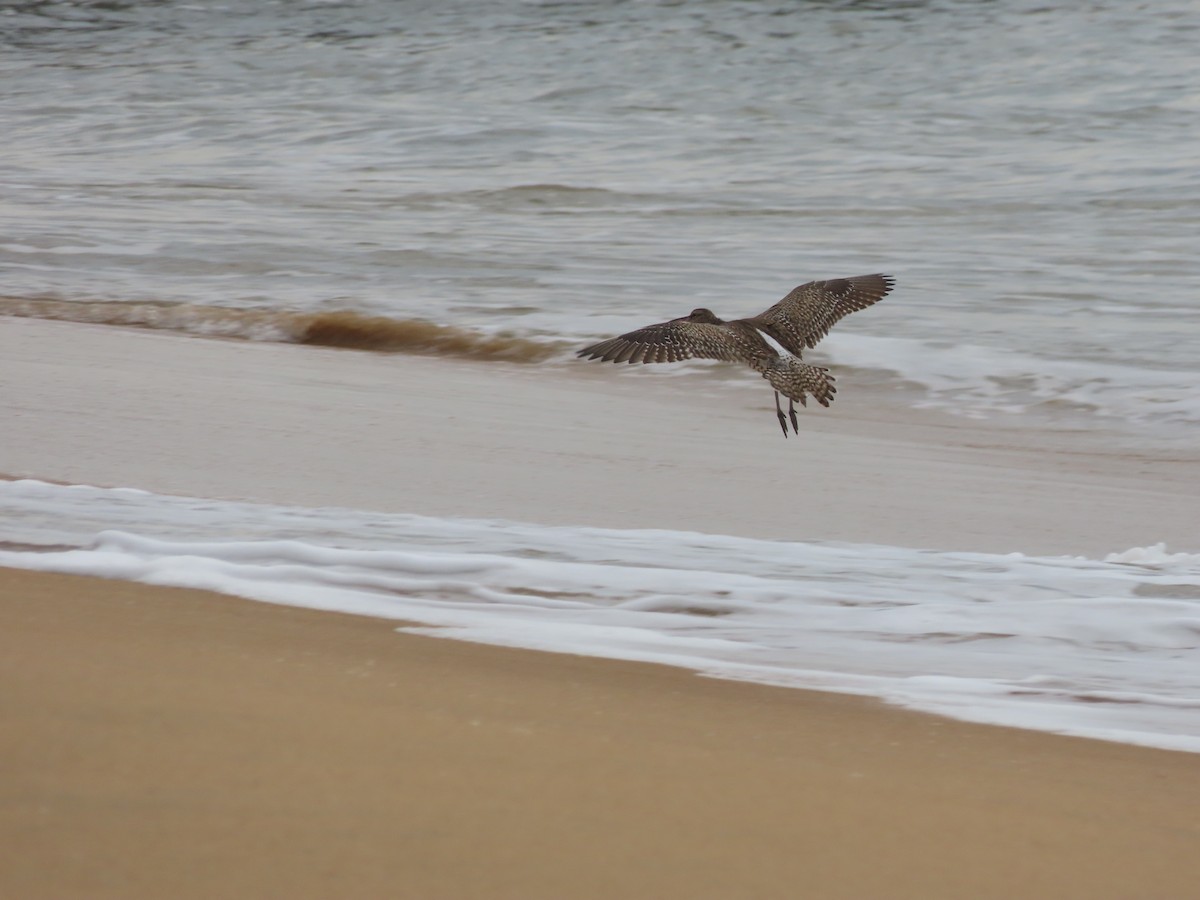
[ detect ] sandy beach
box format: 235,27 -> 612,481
3,318 -> 1200,898
5,566 -> 1200,900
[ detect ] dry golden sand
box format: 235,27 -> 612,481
3,566 -> 1200,900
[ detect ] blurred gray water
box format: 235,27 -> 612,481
3,0 -> 1198,432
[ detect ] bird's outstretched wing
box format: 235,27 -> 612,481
577,319 -> 763,365
744,273 -> 894,354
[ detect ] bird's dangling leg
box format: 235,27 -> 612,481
774,391 -> 789,438
788,397 -> 799,434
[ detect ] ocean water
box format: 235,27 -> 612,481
3,480 -> 1199,752
3,0 -> 1199,435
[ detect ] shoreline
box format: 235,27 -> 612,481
5,565 -> 1200,900
3,317 -> 1196,556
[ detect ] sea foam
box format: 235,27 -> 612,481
2,480 -> 1198,753
822,332 -> 1200,434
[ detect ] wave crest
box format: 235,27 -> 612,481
0,297 -> 561,363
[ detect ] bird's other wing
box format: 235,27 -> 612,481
745,273 -> 894,354
577,319 -> 763,364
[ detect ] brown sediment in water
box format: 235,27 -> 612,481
0,296 -> 561,363
292,309 -> 558,361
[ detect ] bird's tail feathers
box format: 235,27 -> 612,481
758,358 -> 837,407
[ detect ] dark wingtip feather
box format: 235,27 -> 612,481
577,341 -> 606,360
578,338 -> 627,363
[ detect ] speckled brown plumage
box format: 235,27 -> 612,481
577,274 -> 894,437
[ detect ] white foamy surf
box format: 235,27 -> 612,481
2,480 -> 1198,753
820,333 -> 1200,435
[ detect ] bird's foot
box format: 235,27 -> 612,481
773,391 -> 789,438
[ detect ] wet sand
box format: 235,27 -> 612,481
4,566 -> 1199,900
2,317 -> 1195,555
2,318 -> 1199,898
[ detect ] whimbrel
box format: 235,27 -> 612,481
577,274 -> 894,437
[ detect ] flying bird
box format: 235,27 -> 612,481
577,274 -> 894,437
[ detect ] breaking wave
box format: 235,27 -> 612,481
0,297 -> 563,364
822,332 -> 1200,434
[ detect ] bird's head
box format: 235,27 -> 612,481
683,308 -> 724,324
